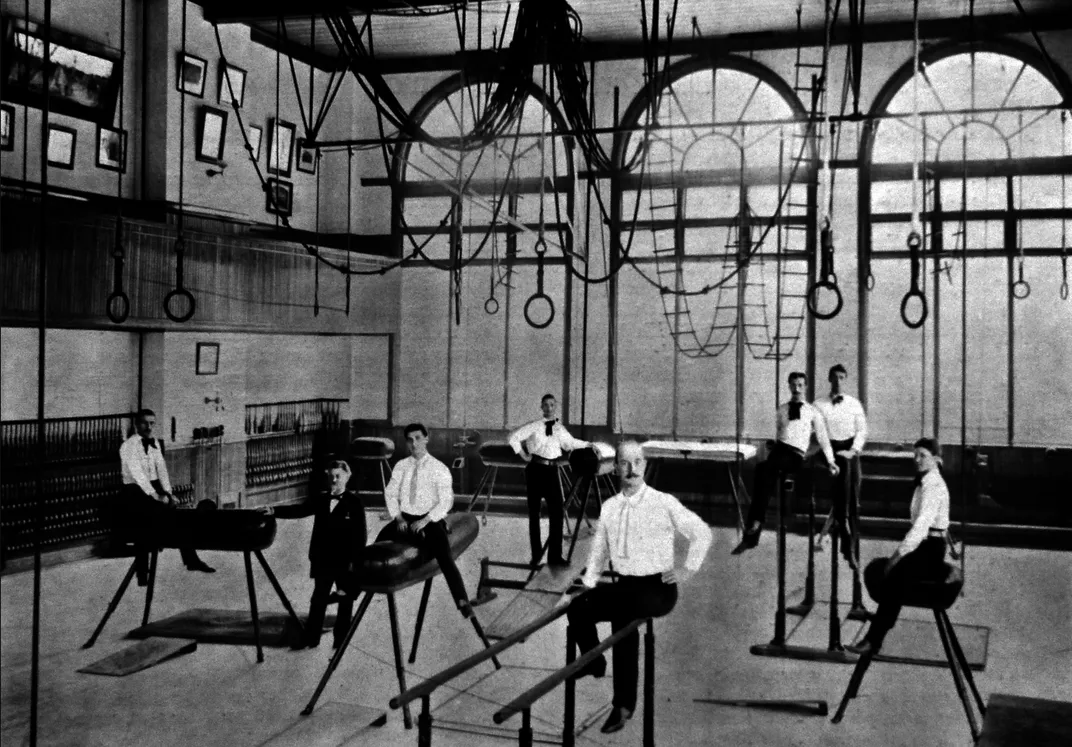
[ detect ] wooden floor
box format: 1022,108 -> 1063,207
2,512 -> 1070,746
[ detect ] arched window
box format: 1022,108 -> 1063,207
861,40 -> 1071,446
612,56 -> 814,437
391,73 -> 575,428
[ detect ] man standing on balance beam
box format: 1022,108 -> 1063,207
813,364 -> 868,569
733,371 -> 838,554
570,440 -> 712,734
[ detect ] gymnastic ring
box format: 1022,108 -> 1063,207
484,296 -> 499,315
900,289 -> 928,329
806,279 -> 843,320
533,236 -> 548,256
865,271 -> 875,291
163,287 -> 196,323
1011,278 -> 1031,300
1061,281 -> 1069,300
106,291 -> 130,324
523,292 -> 555,329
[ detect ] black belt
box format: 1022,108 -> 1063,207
530,455 -> 567,467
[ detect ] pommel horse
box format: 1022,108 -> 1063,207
84,509 -> 304,663
301,511 -> 500,729
468,441 -> 572,526
641,440 -> 755,536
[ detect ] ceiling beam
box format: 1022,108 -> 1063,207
352,11 -> 1072,75
197,1 -> 445,24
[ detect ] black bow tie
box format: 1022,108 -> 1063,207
141,437 -> 156,454
787,402 -> 803,421
544,420 -> 557,436
832,395 -> 844,405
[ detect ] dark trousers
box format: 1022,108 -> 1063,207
863,537 -> 947,647
567,575 -> 678,711
745,442 -> 807,529
118,484 -> 200,571
821,438 -> 862,551
375,513 -> 468,604
305,576 -> 354,647
525,462 -> 565,563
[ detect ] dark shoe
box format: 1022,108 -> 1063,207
186,560 -> 216,573
457,600 -> 474,619
577,655 -> 607,680
136,571 -> 149,587
547,557 -> 570,569
845,639 -> 875,656
600,707 -> 633,734
731,529 -> 761,555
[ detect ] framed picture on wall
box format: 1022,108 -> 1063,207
196,106 -> 228,164
96,126 -> 126,172
196,342 -> 220,375
46,125 -> 76,169
296,138 -> 317,174
177,53 -> 207,97
246,124 -> 262,161
265,178 -> 293,217
267,118 -> 295,177
218,62 -> 246,108
0,104 -> 14,151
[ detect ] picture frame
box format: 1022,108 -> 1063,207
217,62 -> 246,108
96,126 -> 126,172
0,104 -> 13,151
265,178 -> 293,217
195,342 -> 220,376
196,106 -> 228,164
295,138 -> 317,175
177,52 -> 207,97
267,118 -> 295,177
245,124 -> 262,161
3,18 -> 122,126
46,124 -> 76,169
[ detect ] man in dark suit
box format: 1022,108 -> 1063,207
270,460 -> 367,649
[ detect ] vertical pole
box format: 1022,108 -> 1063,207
643,619 -> 655,747
828,526 -> 842,650
417,695 -> 433,747
563,625 -> 576,747
519,709 -> 533,747
30,4 -> 54,744
772,479 -> 787,646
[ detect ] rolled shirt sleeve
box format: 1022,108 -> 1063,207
428,460 -> 455,522
581,518 -> 610,588
851,404 -> 868,453
384,462 -> 403,518
668,497 -> 713,573
812,409 -> 836,465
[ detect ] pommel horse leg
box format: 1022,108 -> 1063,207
142,550 -> 160,626
83,560 -> 139,648
244,551 -> 264,663
301,591 -> 376,717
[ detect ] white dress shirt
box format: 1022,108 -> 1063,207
508,418 -> 589,460
384,454 -> 454,522
898,469 -> 950,556
776,401 -> 835,465
814,394 -> 868,451
581,484 -> 713,588
119,434 -> 172,500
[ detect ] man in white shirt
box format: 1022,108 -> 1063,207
119,409 -> 214,583
733,371 -> 838,554
508,394 -> 589,568
569,440 -> 712,734
813,364 -> 869,568
377,423 -> 472,617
